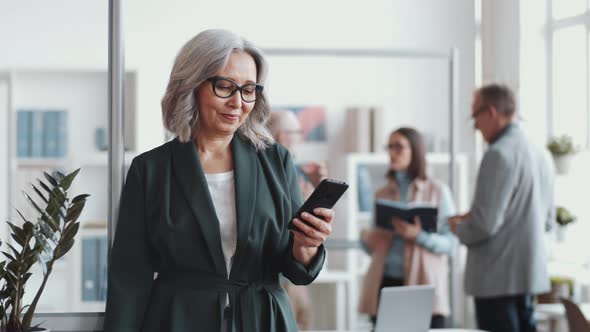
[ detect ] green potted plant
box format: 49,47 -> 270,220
0,169 -> 89,332
547,135 -> 578,174
555,205 -> 576,242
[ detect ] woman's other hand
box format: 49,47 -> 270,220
291,208 -> 334,266
361,228 -> 394,253
392,216 -> 422,241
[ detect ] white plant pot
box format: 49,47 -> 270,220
556,225 -> 568,243
553,154 -> 573,175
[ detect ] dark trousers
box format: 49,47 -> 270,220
474,294 -> 537,332
371,276 -> 446,329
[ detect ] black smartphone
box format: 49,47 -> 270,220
288,178 -> 349,232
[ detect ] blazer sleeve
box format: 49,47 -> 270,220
456,149 -> 516,246
104,159 -> 155,332
279,148 -> 326,285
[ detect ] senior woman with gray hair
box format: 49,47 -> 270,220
103,29 -> 334,332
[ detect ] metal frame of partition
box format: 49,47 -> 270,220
262,47 -> 460,329
2,72 -> 13,250
107,0 -> 125,255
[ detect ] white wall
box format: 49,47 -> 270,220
0,0 -> 476,154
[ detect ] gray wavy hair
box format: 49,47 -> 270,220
161,29 -> 274,150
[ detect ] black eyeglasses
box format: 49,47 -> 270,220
206,76 -> 263,103
385,143 -> 409,152
467,106 -> 489,128
470,106 -> 489,119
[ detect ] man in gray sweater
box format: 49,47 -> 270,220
449,84 -> 555,332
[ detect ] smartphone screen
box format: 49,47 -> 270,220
288,178 -> 348,232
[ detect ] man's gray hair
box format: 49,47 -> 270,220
161,29 -> 274,150
477,84 -> 516,117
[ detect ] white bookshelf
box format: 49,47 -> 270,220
3,69 -> 137,312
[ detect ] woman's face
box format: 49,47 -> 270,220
387,132 -> 412,172
196,51 -> 258,138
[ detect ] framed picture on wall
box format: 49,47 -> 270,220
272,106 -> 327,143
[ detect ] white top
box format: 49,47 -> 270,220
204,171 -> 237,277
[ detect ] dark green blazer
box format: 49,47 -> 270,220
103,135 -> 325,332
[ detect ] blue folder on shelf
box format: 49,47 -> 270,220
17,110 -> 32,157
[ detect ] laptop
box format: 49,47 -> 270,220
374,285 -> 435,332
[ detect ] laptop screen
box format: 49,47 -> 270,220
375,285 -> 434,332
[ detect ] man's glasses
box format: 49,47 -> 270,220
206,76 -> 263,103
470,106 -> 489,120
467,106 -> 489,128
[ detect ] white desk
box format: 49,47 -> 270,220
313,270 -> 353,331
536,302 -> 590,318
536,302 -> 590,332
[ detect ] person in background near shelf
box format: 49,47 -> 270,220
268,109 -> 328,198
358,127 -> 458,329
268,109 -> 328,330
103,29 -> 335,332
448,84 -> 555,332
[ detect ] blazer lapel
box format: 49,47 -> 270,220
229,135 -> 257,278
171,138 -> 226,275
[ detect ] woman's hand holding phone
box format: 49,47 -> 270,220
291,207 -> 335,266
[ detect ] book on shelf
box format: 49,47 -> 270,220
17,110 -> 32,157
30,110 -> 44,157
16,109 -> 68,159
375,199 -> 438,232
43,110 -> 58,157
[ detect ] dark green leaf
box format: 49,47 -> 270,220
23,272 -> 32,284
72,194 -> 90,204
31,183 -> 48,204
24,248 -> 38,261
33,231 -> 47,248
6,243 -> 21,260
65,201 -> 85,223
4,269 -> 17,286
45,203 -> 60,224
49,187 -> 66,204
59,168 -> 80,190
62,222 -> 80,243
24,191 -> 61,231
11,233 -> 25,246
6,221 -> 26,245
23,221 -> 34,233
39,213 -> 59,233
43,172 -> 58,187
15,209 -> 30,225
38,179 -> 52,194
52,170 -> 65,182
6,260 -> 19,273
55,238 -> 75,260
25,253 -> 38,270
37,222 -> 58,244
1,251 -> 16,262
